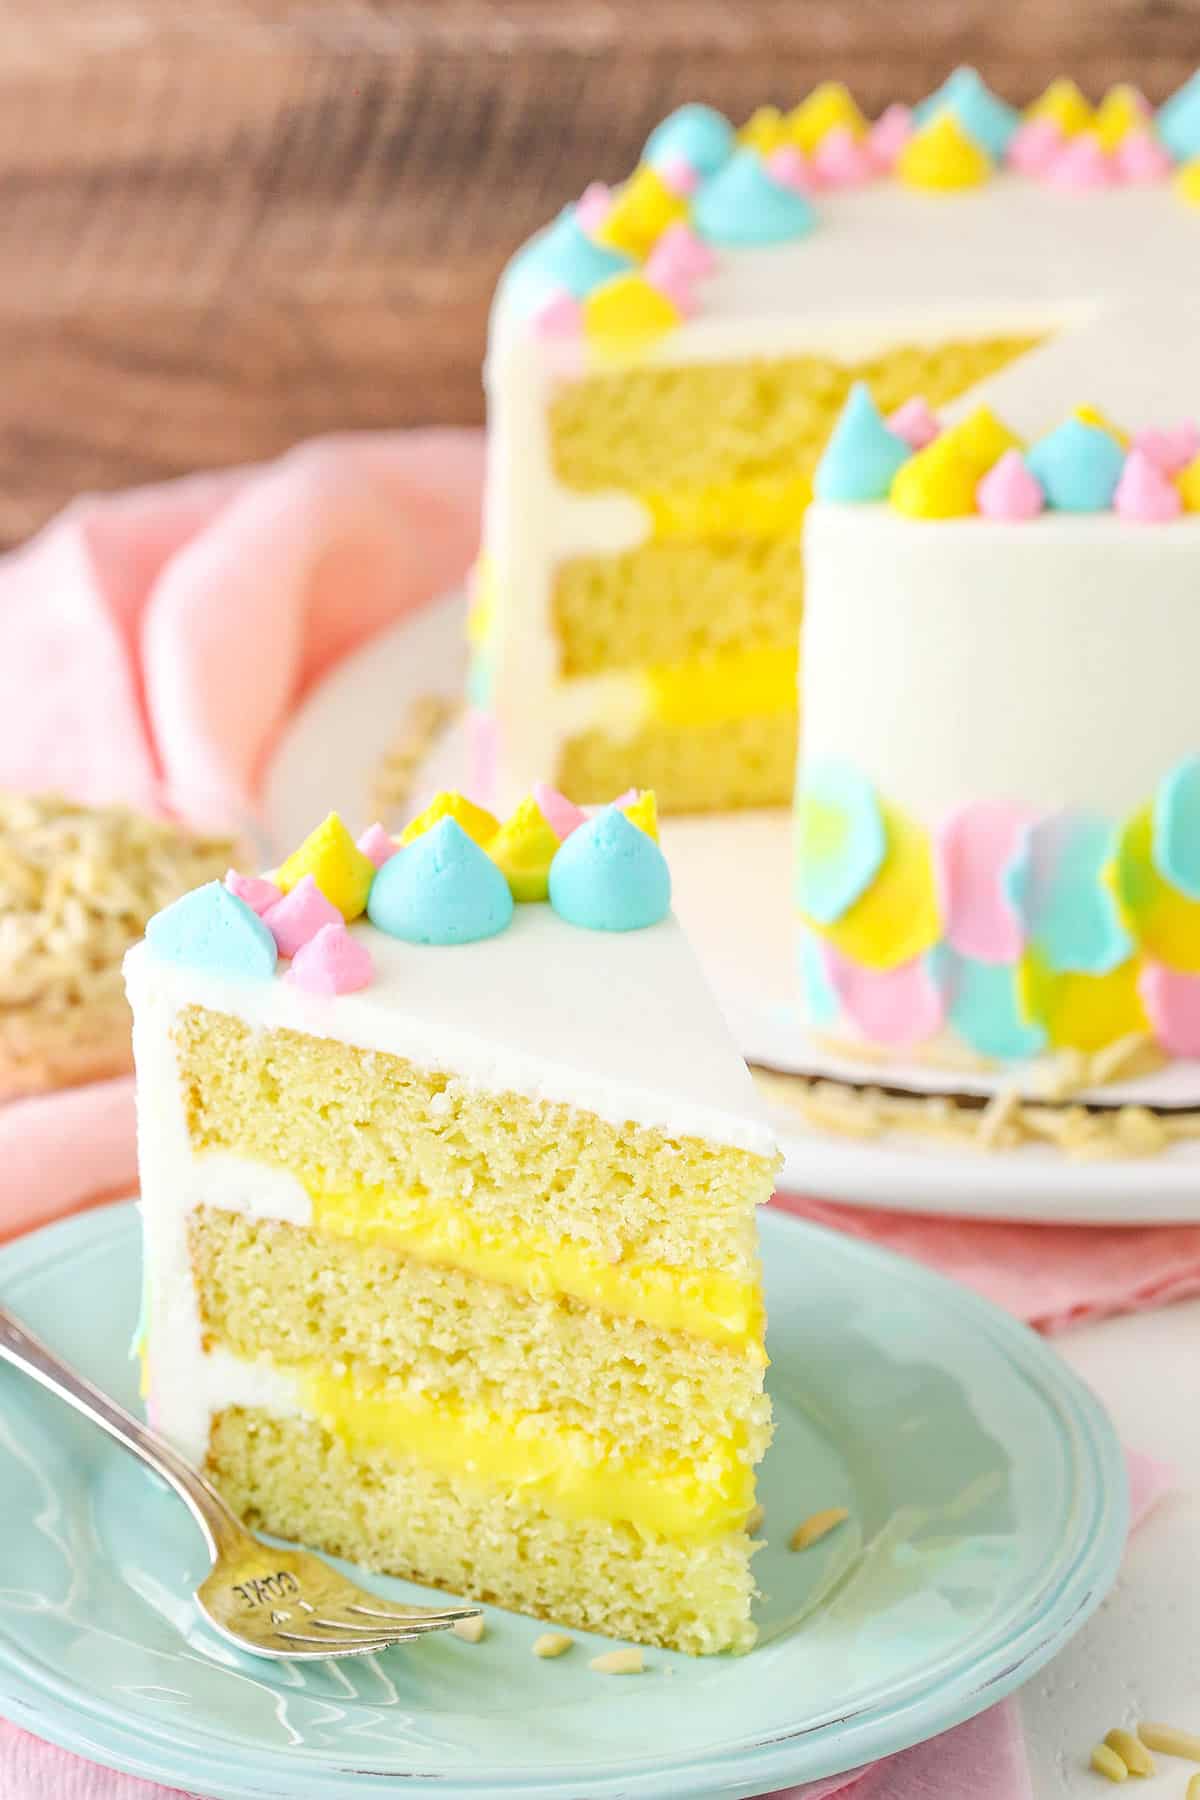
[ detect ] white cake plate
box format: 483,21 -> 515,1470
261,594 -> 1200,1224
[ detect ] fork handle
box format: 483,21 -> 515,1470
0,1303 -> 247,1561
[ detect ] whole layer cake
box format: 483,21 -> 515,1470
473,68 -> 1200,815
127,791 -> 779,1655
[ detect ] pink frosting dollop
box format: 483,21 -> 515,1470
657,153 -> 701,197
888,397 -> 941,451
812,126 -> 876,188
1131,422 -> 1199,475
575,181 -> 614,232
1115,127 -> 1174,183
976,450 -> 1045,520
1005,117 -> 1065,176
867,104 -> 914,170
765,145 -> 815,194
1046,133 -> 1114,189
1113,447 -> 1183,522
262,874 -> 343,957
532,781 -> 586,841
289,922 -> 374,996
356,822 -> 398,869
224,869 -> 282,916
533,290 -> 584,341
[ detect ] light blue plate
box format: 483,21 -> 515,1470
0,1202 -> 1126,1800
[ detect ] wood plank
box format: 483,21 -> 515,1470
0,3 -> 1196,541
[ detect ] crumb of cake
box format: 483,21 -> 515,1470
1137,1722 -> 1200,1762
452,1614 -> 486,1644
589,1647 -> 645,1674
745,1503 -> 765,1535
1090,1741 -> 1128,1781
788,1506 -> 848,1552
532,1631 -> 574,1659
1103,1729 -> 1153,1776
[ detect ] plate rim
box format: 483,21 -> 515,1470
0,1201 -> 1129,1800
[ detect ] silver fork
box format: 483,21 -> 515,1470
0,1305 -> 481,1660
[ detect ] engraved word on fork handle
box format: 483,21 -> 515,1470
0,1304 -> 247,1560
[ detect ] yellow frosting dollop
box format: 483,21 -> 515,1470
622,790 -> 660,841
1091,84 -> 1146,151
1074,403 -> 1130,448
1175,159 -> 1200,207
1024,78 -> 1093,138
739,105 -> 788,154
275,813 -> 376,921
593,165 -> 687,260
486,797 -> 561,903
1179,452 -> 1200,510
896,114 -> 992,191
787,82 -> 868,152
399,791 -> 500,850
890,407 -> 1021,518
806,805 -> 940,972
584,273 -> 682,355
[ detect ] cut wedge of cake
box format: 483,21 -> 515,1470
126,790 -> 780,1654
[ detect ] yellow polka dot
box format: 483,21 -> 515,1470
896,115 -> 992,191
276,814 -> 376,921
806,806 -> 940,972
1107,806 -> 1200,973
1018,950 -> 1148,1052
592,165 -> 687,260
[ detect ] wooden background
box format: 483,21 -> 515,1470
3,0 -> 1200,546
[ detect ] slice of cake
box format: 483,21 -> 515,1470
126,790 -> 779,1654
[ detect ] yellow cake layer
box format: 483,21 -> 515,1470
174,1008 -> 775,1282
554,538 -> 804,678
294,1361 -> 753,1542
210,1407 -> 759,1653
310,1180 -> 760,1351
190,1209 -> 771,1458
558,711 -> 798,811
547,336 -> 1043,493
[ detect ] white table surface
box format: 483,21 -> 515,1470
1018,1297 -> 1200,1796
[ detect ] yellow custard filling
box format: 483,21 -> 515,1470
646,643 -> 797,730
311,1182 -> 764,1357
300,1365 -> 755,1542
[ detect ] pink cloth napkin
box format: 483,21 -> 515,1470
773,1193 -> 1200,1333
0,1450 -> 1172,1800
0,431 -> 484,1239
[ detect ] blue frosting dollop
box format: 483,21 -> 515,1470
548,809 -> 671,931
146,881 -> 278,980
930,945 -> 1047,1060
1157,69 -> 1200,161
692,148 -> 817,248
1003,813 -> 1130,974
814,383 -> 912,503
643,104 -> 735,177
914,67 -> 1018,159
1153,753 -> 1200,898
367,817 -> 514,945
1025,420 -> 1125,513
500,209 -> 634,318
795,757 -> 887,923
